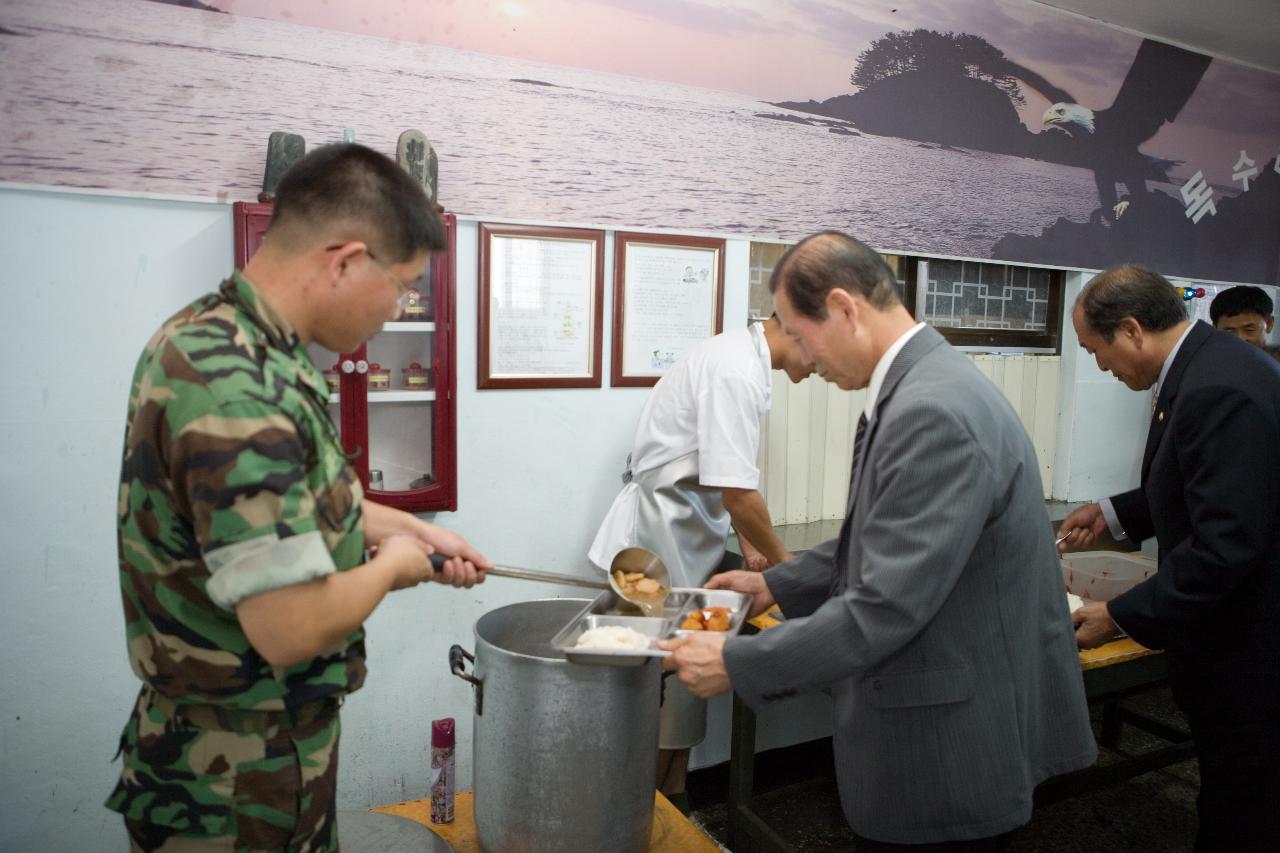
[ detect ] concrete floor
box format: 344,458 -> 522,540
686,687 -> 1198,852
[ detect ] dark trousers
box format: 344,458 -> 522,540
1169,657 -> 1280,853
852,830 -> 1015,852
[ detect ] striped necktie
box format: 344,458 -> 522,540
846,412 -> 869,506
832,412 -> 870,597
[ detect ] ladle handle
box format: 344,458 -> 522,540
429,554 -> 609,591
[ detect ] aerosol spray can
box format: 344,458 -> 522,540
430,717 -> 455,824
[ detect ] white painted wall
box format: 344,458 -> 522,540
0,186 -> 1170,850
1051,272 -> 1151,501
0,188 -> 236,851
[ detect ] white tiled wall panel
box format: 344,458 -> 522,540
762,355 -> 1060,523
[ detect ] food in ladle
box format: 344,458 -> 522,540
611,569 -> 670,617
680,606 -> 733,632
614,570 -> 661,595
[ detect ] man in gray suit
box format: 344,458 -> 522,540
662,231 -> 1096,849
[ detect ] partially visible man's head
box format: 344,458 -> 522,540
1210,285 -> 1274,348
1073,265 -> 1187,391
269,143 -> 445,262
761,314 -> 815,384
767,231 -> 903,391
260,144 -> 446,353
769,231 -> 901,320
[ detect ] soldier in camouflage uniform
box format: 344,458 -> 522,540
107,144 -> 489,852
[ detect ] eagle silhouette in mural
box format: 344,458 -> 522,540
1023,39 -> 1212,223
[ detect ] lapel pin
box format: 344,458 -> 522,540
1157,411 -> 1164,422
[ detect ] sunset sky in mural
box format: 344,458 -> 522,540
212,0 -> 1277,150
215,0 -> 1118,104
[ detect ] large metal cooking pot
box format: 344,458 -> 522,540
450,598 -> 661,853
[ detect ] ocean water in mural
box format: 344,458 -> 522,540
1,0 -> 1276,281
0,0 -> 1094,249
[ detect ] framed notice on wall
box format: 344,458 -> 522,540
612,232 -> 725,387
478,224 -> 605,389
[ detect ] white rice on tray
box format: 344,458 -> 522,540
574,625 -> 651,650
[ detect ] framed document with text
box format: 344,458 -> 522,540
612,232 -> 725,387
478,224 -> 605,389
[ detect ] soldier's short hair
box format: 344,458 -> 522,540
269,143 -> 444,262
1077,265 -> 1186,342
768,231 -> 900,320
1210,285 -> 1273,324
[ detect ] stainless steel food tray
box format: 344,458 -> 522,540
550,587 -> 752,666
549,612 -> 672,667
669,588 -> 752,636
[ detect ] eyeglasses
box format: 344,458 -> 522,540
364,249 -> 418,314
328,243 -> 416,313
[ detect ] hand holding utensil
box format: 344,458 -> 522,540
427,548 -> 672,615
429,553 -> 608,591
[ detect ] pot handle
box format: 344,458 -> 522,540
449,644 -> 483,716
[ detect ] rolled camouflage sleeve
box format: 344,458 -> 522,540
169,396 -> 337,610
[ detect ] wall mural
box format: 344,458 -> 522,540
2,0 -> 1277,283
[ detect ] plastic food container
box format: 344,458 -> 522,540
366,362 -> 391,391
399,287 -> 430,322
322,364 -> 341,394
1060,551 -> 1155,602
402,361 -> 432,390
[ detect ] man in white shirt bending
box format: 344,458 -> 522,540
589,314 -> 812,805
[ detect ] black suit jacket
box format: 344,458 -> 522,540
1108,322 -> 1280,675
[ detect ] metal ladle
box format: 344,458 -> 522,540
606,547 -> 672,617
429,553 -> 607,591
427,549 -> 671,615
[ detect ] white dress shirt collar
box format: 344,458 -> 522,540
1153,322 -> 1196,403
865,322 -> 926,422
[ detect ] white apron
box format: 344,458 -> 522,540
588,450 -> 729,589
588,452 -> 727,748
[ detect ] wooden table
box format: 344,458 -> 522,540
372,790 -> 723,852
1036,637 -> 1195,807
726,611 -> 1194,853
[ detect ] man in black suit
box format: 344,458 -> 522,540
1059,265 -> 1280,852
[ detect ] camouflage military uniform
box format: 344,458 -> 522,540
107,272 -> 366,851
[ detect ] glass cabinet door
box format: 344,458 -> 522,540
239,202 -> 457,513
356,319 -> 441,493
340,214 -> 457,512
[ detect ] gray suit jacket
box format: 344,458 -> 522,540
724,326 -> 1096,843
